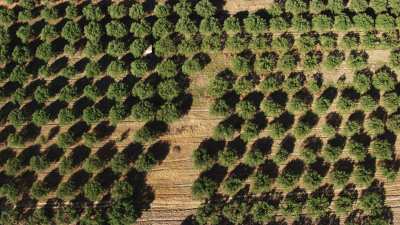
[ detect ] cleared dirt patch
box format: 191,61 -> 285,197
224,0 -> 274,13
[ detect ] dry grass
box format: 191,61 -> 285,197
224,0 -> 274,13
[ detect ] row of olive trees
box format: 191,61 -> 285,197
192,181 -> 389,224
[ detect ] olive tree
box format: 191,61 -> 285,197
285,0 -> 308,15
152,18 -> 174,38
41,6 -> 59,21
157,79 -> 182,101
353,163 -> 374,187
9,65 -> 30,84
57,132 -> 75,149
358,191 -> 385,215
347,138 -> 368,161
34,85 -> 51,103
195,0 -> 216,17
39,24 -> 58,43
387,113 -> 400,133
353,13 -> 374,31
154,4 -> 171,18
108,3 -> 128,19
12,45 -> 31,64
82,106 -> 104,124
243,14 -> 267,35
110,153 -> 129,173
109,103 -> 128,124
174,0 -> 193,17
107,40 -> 127,58
35,42 -> 55,61
107,61 -> 127,78
83,155 -> 103,173
312,14 -> 333,32
83,4 -> 104,21
129,39 -> 148,58
28,161 -> 48,184
350,0 -> 369,12
129,3 -> 145,20
58,108 -> 76,125
371,139 -> 393,160
61,21 -> 82,43
32,109 -> 50,126
223,201 -> 249,224
131,101 -> 156,121
16,24 -> 32,43
106,21 -> 128,38
156,59 -> 178,78
376,14 -> 396,31
130,20 -> 151,38
130,59 -> 148,77
223,16 -> 241,34
106,82 -> 129,102
84,21 -> 104,42
107,198 -> 139,225
334,14 -> 352,31
372,67 -> 397,92
83,180 -> 104,201
251,202 -> 276,223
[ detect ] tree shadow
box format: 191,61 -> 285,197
19,144 -> 40,166
21,101 -> 40,118
94,167 -> 117,191
293,216 -> 313,225
70,145 -> 90,167
147,141 -> 170,162
226,136 -> 247,158
311,184 -> 335,204
69,169 -> 91,190
15,170 -> 37,193
310,158 -> 330,177
46,100 -> 68,120
95,76 -> 114,95
25,79 -> 46,96
48,76 -> 69,96
0,125 -> 15,143
0,103 -> 17,124
252,136 -> 273,156
200,164 -> 228,185
73,76 -> 93,95
126,169 -> 155,215
320,86 -> 338,102
326,112 -> 342,128
96,141 -> 117,162
0,148 -> 15,167
317,213 -> 340,225
259,160 -> 279,179
229,163 -> 254,181
47,126 -> 60,141
49,56 -> 69,74
43,169 -> 62,191
44,144 -> 64,163
93,121 -> 116,140
282,134 -> 296,153
122,142 -> 144,162
68,120 -> 90,140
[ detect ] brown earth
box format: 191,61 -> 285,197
224,0 -> 275,13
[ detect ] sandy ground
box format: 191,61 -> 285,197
224,0 -> 275,13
